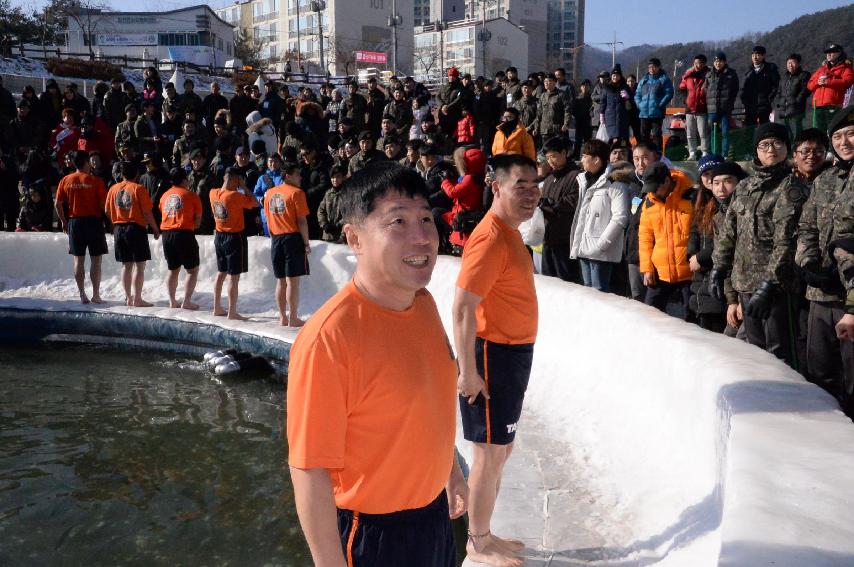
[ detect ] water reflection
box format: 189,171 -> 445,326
0,344 -> 309,566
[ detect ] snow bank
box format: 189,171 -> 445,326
2,233 -> 854,566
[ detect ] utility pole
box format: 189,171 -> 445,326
296,0 -> 302,67
478,0 -> 491,77
435,20 -> 446,84
311,0 -> 326,75
388,0 -> 402,74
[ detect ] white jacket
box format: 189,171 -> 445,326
245,110 -> 278,156
569,163 -> 631,263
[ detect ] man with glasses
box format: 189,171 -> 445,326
792,129 -> 830,185
711,122 -> 808,367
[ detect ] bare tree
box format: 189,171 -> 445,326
413,44 -> 439,82
328,37 -> 358,77
45,0 -> 112,59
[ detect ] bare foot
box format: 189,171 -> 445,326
288,317 -> 305,328
79,292 -> 90,304
132,299 -> 153,307
91,296 -> 104,304
169,299 -> 181,308
213,308 -> 227,316
493,534 -> 525,552
466,537 -> 524,567
181,301 -> 199,311
227,313 -> 249,321
279,315 -> 288,326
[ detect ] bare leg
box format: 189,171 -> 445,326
465,443 -> 523,567
276,277 -> 287,326
492,444 -> 524,551
166,268 -> 181,308
122,262 -> 133,305
73,255 -> 89,303
286,276 -> 304,327
213,271 -> 227,316
131,261 -> 152,307
181,267 -> 199,310
90,255 -> 103,303
227,274 -> 247,321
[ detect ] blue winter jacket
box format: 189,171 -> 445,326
634,72 -> 674,119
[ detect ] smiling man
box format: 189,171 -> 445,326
453,154 -> 539,567
287,162 -> 467,567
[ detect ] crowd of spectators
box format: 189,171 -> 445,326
0,41 -> 853,415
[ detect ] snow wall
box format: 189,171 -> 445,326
2,233 -> 854,566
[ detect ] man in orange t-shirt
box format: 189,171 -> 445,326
287,162 -> 467,567
453,153 -> 539,567
54,150 -> 108,305
209,166 -> 260,320
105,161 -> 160,307
263,162 -> 311,327
159,167 -> 203,310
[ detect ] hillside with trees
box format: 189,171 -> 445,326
580,3 -> 854,95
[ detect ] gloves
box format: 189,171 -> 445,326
746,281 -> 777,319
708,269 -> 726,303
800,262 -> 837,292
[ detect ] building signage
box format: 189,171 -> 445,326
97,33 -> 157,46
355,50 -> 387,64
116,16 -> 157,24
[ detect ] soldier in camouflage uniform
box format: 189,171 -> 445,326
114,104 -> 140,156
795,105 -> 854,415
172,121 -> 206,170
187,149 -> 216,235
513,81 -> 539,134
711,122 -> 808,367
348,130 -> 387,176
340,81 -> 367,134
534,73 -> 573,145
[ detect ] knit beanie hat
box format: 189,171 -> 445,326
753,122 -> 790,150
710,161 -> 748,181
697,154 -> 724,176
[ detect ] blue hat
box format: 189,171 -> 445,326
697,154 -> 724,176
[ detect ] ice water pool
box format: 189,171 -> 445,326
0,342 -> 310,566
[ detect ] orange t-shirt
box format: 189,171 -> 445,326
55,171 -> 108,219
264,183 -> 309,236
105,181 -> 152,227
456,210 -> 538,344
209,188 -> 258,233
287,281 -> 457,514
159,186 -> 203,231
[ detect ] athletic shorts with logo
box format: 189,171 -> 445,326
67,217 -> 108,257
214,232 -> 246,275
271,232 -> 310,278
459,338 -> 534,445
337,492 -> 455,567
113,223 -> 151,263
162,229 -> 200,271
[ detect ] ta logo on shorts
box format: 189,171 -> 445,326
163,194 -> 183,217
506,423 -> 517,434
213,201 -> 228,220
115,189 -> 133,210
270,193 -> 287,215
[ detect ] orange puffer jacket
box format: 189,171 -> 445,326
492,124 -> 536,161
807,60 -> 854,108
638,169 -> 695,284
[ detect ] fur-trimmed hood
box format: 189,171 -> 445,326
607,161 -> 636,184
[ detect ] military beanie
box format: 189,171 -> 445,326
753,122 -> 790,150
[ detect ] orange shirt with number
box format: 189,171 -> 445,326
209,188 -> 258,233
264,183 -> 309,236
287,281 -> 457,514
159,186 -> 203,231
105,180 -> 152,227
456,210 -> 538,344
55,171 -> 108,219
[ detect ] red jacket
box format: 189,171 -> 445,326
455,114 -> 476,144
807,60 -> 854,108
678,66 -> 708,113
441,148 -> 486,247
49,125 -> 80,166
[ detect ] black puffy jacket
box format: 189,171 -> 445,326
774,69 -> 811,118
741,62 -> 780,115
705,66 -> 740,115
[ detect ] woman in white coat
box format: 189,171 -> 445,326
569,139 -> 631,292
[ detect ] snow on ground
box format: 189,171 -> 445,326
2,232 -> 854,566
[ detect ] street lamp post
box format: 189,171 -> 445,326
310,0 -> 326,75
434,20 -> 446,84
388,0 -> 402,74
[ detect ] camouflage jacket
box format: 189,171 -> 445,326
513,95 -> 539,130
536,88 -> 573,138
712,160 -> 808,293
172,135 -> 205,169
114,118 -> 139,154
347,149 -> 387,176
795,164 -> 854,302
188,169 -> 216,235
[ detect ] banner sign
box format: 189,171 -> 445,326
97,34 -> 157,46
355,51 -> 387,64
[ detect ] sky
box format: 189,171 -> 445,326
18,0 -> 854,49
584,0 -> 854,48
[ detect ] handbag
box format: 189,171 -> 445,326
452,210 -> 485,235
